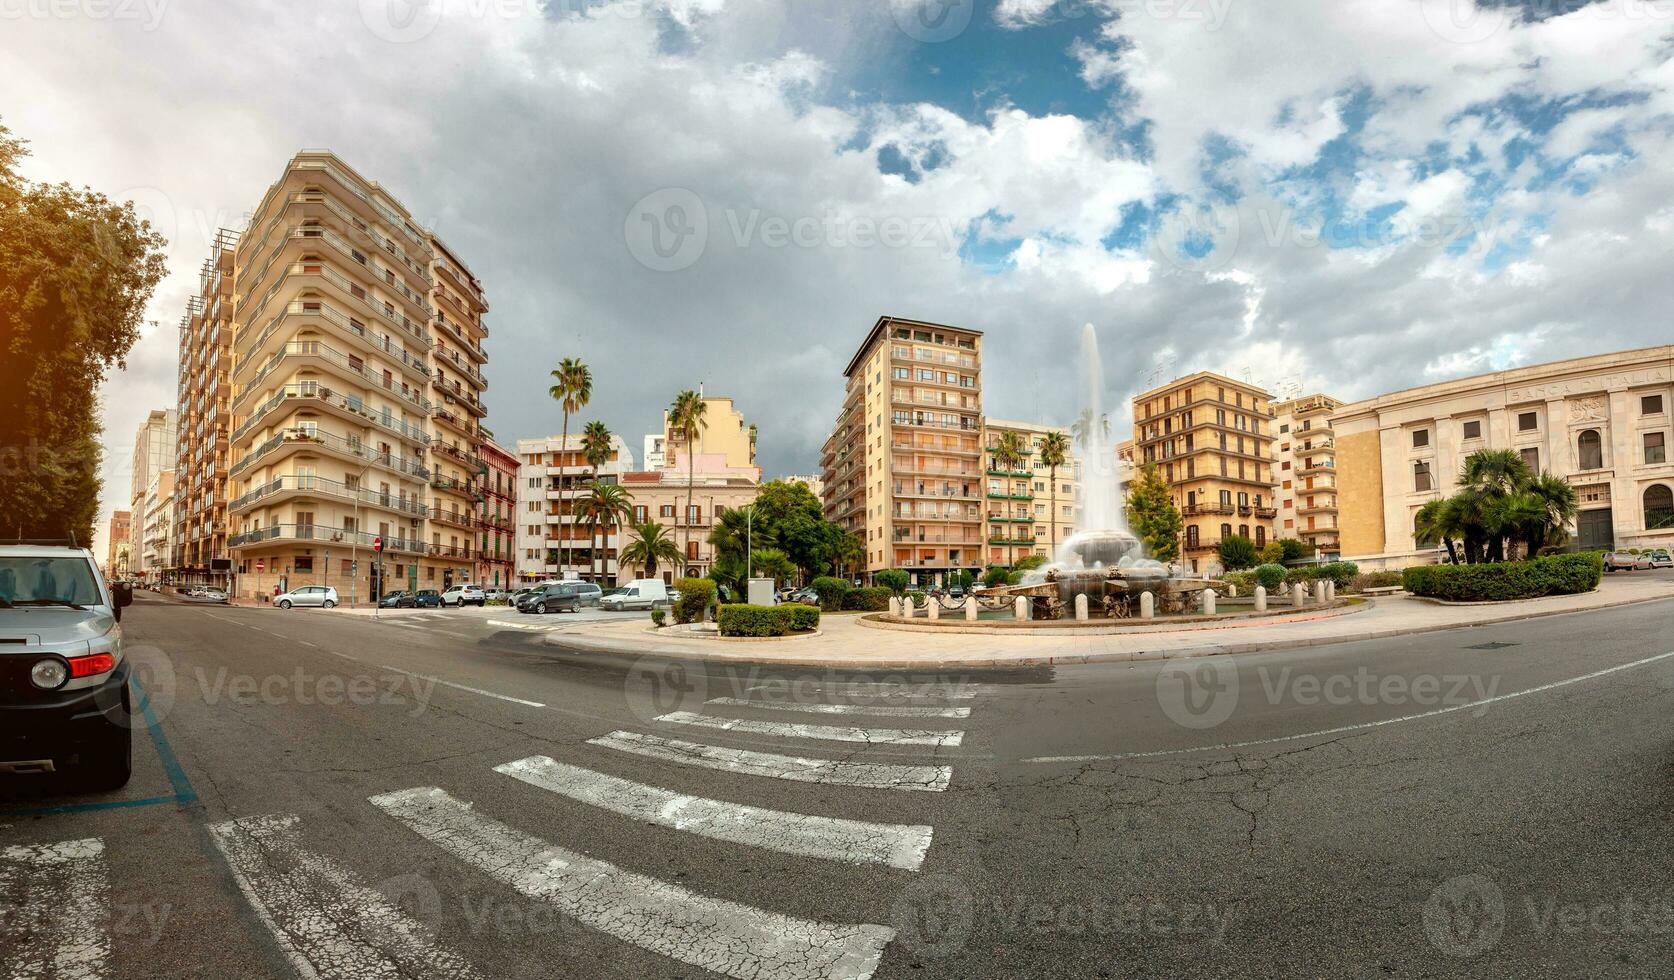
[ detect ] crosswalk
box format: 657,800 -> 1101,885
2,677 -> 986,979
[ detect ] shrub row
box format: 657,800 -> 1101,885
716,603 -> 821,637
1401,552 -> 1602,601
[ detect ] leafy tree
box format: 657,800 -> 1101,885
667,389 -> 708,574
1125,464 -> 1182,563
0,122 -> 167,541
875,569 -> 910,595
620,520 -> 682,578
547,357 -> 592,575
1217,535 -> 1258,571
1038,430 -> 1071,553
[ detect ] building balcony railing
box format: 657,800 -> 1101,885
228,474 -> 430,520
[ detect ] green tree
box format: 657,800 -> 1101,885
621,520 -> 682,579
1217,535 -> 1258,571
667,390 -> 708,574
989,429 -> 1030,568
0,122 -> 167,541
1038,430 -> 1070,555
1125,464 -> 1183,563
577,481 -> 632,583
547,357 -> 592,576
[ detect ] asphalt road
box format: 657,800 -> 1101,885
4,588 -> 1674,978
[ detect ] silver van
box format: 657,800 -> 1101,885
0,544 -> 134,789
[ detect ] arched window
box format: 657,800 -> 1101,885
1578,429 -> 1603,470
1646,485 -> 1674,530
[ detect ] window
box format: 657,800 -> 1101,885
1643,395 -> 1664,415
1646,432 -> 1666,464
1647,485 -> 1674,529
1578,429 -> 1603,470
1520,447 -> 1539,472
1518,412 -> 1538,432
1414,462 -> 1433,492
1462,420 -> 1481,440
1412,429 -> 1429,448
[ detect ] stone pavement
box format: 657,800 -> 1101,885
543,574 -> 1674,668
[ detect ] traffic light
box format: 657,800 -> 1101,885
372,536 -> 383,553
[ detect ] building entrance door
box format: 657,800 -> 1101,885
1577,508 -> 1614,551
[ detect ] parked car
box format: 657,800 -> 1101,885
274,585 -> 339,609
440,584 -> 486,607
599,579 -> 673,611
517,582 -> 594,614
1603,551 -> 1654,572
379,590 -> 415,609
1648,550 -> 1674,569
412,589 -> 443,608
0,543 -> 135,789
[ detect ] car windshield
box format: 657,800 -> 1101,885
0,556 -> 101,607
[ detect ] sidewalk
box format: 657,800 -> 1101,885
543,576 -> 1674,668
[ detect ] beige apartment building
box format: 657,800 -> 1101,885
822,316 -> 985,587
225,151 -> 489,602
1271,393 -> 1343,557
1336,344 -> 1674,568
981,418 -> 1080,564
172,229 -> 238,586
513,434 -> 634,584
1132,372 -> 1276,574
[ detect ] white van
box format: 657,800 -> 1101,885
599,578 -> 672,611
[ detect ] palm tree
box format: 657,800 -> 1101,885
1038,430 -> 1070,555
578,482 -> 633,584
621,520 -> 683,580
548,358 -> 592,577
990,430 -> 1030,569
667,390 -> 708,574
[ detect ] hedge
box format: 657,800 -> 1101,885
1401,552 -> 1602,601
809,577 -> 851,612
673,577 -> 716,625
717,603 -> 820,636
843,586 -> 892,612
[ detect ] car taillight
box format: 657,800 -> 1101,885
69,653 -> 115,678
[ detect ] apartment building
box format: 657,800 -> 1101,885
1336,344 -> 1674,568
225,151 -> 489,602
130,409 -> 176,579
821,316 -> 984,587
981,418 -> 1081,564
513,434 -> 634,584
106,511 -> 131,578
1271,393 -> 1342,557
172,228 -> 238,587
476,439 -> 518,590
1132,372 -> 1276,574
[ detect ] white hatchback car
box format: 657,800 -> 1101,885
440,584 -> 486,607
274,585 -> 339,609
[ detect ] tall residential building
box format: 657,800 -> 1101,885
981,419 -> 1081,564
106,511 -> 131,578
1271,393 -> 1342,557
172,228 -> 238,586
513,434 -> 634,584
821,316 -> 984,587
130,409 -> 177,578
226,151 -> 489,601
1335,344 -> 1674,568
476,439 -> 518,589
1132,372 -> 1276,574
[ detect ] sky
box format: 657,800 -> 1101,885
4,0 -> 1672,559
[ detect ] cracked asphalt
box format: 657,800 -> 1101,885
3,590 -> 1673,978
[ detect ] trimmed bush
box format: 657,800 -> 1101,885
650,607 -> 666,627
875,569 -> 911,595
786,604 -> 820,631
717,604 -> 792,637
809,576 -> 850,612
843,586 -> 892,612
673,577 -> 717,625
1253,563 -> 1288,592
1401,552 -> 1602,601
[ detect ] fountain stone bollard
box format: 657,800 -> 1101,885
1254,586 -> 1267,612
1074,594 -> 1089,622
927,599 -> 940,620
1140,591 -> 1155,619
966,597 -> 979,621
1201,589 -> 1216,616
1315,581 -> 1328,604
1293,583 -> 1306,606
1015,596 -> 1030,621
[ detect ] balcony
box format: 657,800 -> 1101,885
229,427 -> 430,483
228,474 -> 430,520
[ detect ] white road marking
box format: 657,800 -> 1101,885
208,813 -> 483,980
494,755 -> 934,870
706,696 -> 971,719
590,730 -> 952,792
1025,649 -> 1674,764
371,787 -> 896,980
0,837 -> 109,979
656,710 -> 964,747
372,664 -> 545,708
748,681 -> 992,700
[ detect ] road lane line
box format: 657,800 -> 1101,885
494,756 -> 934,870
590,730 -> 952,791
208,813 -> 483,980
656,710 -> 964,747
706,696 -> 971,719
1024,649 -> 1674,764
371,664 -> 546,708
371,787 -> 896,980
0,837 -> 109,979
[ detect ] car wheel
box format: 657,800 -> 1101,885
323,599 -> 336,609
278,599 -> 292,609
